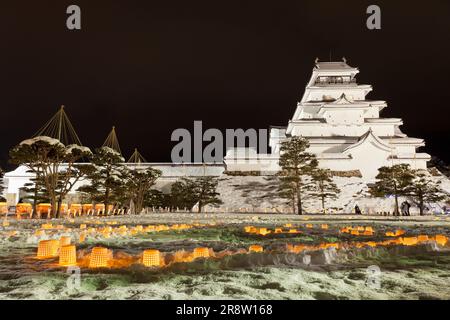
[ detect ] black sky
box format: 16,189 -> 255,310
1,0 -> 449,169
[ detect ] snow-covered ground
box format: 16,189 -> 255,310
1,213 -> 450,300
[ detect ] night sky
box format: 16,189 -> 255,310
1,0 -> 449,169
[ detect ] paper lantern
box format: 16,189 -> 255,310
365,226 -> 374,233
288,229 -> 299,234
35,229 -> 45,237
362,230 -> 374,236
80,224 -> 87,229
351,230 -> 360,236
59,236 -> 71,247
434,235 -> 448,246
193,247 -> 210,259
284,223 -> 292,228
41,223 -> 53,230
321,224 -> 328,230
258,228 -> 270,236
401,237 -> 418,246
37,240 -> 60,259
306,224 -> 313,228
274,228 -> 283,234
59,245 -> 77,266
142,249 -> 161,267
0,202 -> 7,214
418,235 -> 429,242
89,247 -> 112,268
249,245 -> 263,253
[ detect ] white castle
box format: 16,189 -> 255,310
225,59 -> 430,178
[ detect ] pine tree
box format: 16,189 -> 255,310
77,146 -> 126,211
19,173 -> 49,217
369,164 -> 414,216
125,167 -> 162,214
406,170 -> 448,215
278,136 -> 318,215
307,168 -> 340,213
9,137 -> 92,217
169,177 -> 222,212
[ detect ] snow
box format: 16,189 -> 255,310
0,213 -> 449,300
65,144 -> 92,155
19,136 -> 64,147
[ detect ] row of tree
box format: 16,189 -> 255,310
277,136 -> 447,215
5,135 -> 448,217
8,136 -> 223,217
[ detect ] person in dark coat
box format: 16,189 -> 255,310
355,204 -> 362,215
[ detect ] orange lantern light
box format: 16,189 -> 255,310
37,239 -> 60,259
193,247 -> 210,259
288,229 -> 299,234
80,224 -> 87,229
59,245 -> 77,266
142,249 -> 161,267
434,235 -> 448,246
79,232 -> 87,243
249,245 -> 263,253
89,247 -> 112,268
417,235 -> 429,242
306,224 -> 313,228
258,228 -> 270,236
274,228 -> 283,234
321,224 -> 329,230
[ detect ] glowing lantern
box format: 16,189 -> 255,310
35,229 -> 45,237
244,226 -> 254,233
434,235 -> 448,246
69,204 -> 82,216
37,240 -> 60,259
365,241 -> 377,247
284,223 -> 292,228
385,231 -> 395,237
249,245 -> 263,253
306,224 -> 313,228
418,235 -> 429,242
142,249 -> 161,267
274,228 -> 283,234
288,229 -> 299,234
258,228 -> 270,236
365,226 -> 374,233
193,247 -> 210,259
321,224 -> 329,230
80,224 -> 87,229
79,232 -> 86,243
89,247 -> 112,268
16,203 -> 32,219
36,203 -> 52,218
82,204 -> 93,214
95,204 -> 105,214
356,226 -> 365,232
351,230 -> 360,236
41,223 -> 53,230
59,236 -> 71,247
363,230 -> 374,236
401,237 -> 418,246
0,202 -> 7,214
59,245 -> 77,266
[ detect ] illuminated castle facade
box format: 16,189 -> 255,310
225,59 -> 430,178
